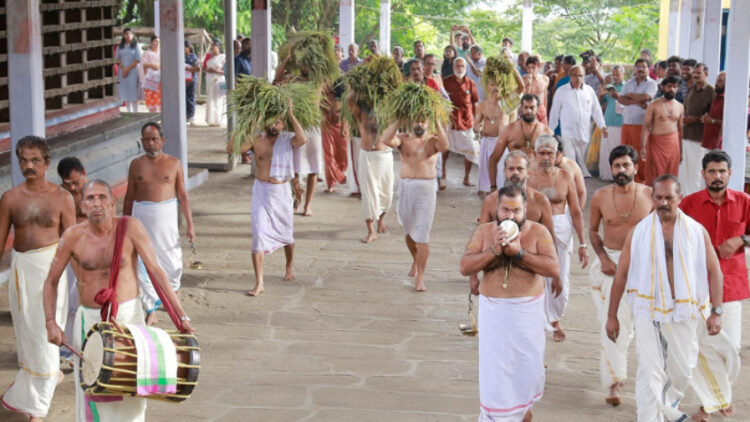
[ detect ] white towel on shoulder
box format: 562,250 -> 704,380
270,131 -> 295,181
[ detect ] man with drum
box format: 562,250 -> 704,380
42,180 -> 194,422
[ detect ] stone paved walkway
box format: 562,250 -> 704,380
1,124 -> 748,421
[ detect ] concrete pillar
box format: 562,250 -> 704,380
6,0 -> 45,186
159,0 -> 188,183
521,0 -> 533,53
722,2 -> 750,191
251,0 -> 272,81
667,0 -> 681,57
225,0 -> 236,137
379,0 -> 391,56
702,0 -> 722,81
678,0 -> 692,57
155,0 -> 160,36
339,0 -> 355,51
688,0 -> 704,60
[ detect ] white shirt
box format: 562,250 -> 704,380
548,82 -> 606,142
467,56 -> 487,101
618,76 -> 658,125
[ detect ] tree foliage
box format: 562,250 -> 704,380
119,0 -> 658,63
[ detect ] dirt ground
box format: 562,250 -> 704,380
1,121 -> 748,421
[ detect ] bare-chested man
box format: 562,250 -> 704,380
42,180 -> 194,422
641,75 -> 684,186
124,122 -> 195,323
488,94 -> 552,189
523,55 -> 550,124
0,136 -> 76,421
475,81 -> 512,197
528,134 -> 588,342
460,185 -> 559,422
56,157 -> 89,363
381,120 -> 450,291
237,103 -> 307,296
588,145 -> 653,406
348,91 -> 394,244
555,139 -> 586,211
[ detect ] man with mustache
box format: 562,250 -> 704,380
381,119 -> 449,292
460,184 -> 559,422
641,75 -> 684,186
700,72 -> 725,150
0,136 -> 76,421
528,135 -> 588,342
472,150 -> 557,296
488,94 -> 551,189
679,63 -> 714,196
607,175 -> 724,422
680,150 -> 746,421
124,122 -> 195,319
588,145 -> 654,406
235,106 -> 307,296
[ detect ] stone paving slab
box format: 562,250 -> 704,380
0,125 -> 748,421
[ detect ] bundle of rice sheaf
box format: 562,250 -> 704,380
376,82 -> 453,132
482,55 -> 521,114
278,30 -> 340,85
341,56 -> 402,129
228,76 -> 321,153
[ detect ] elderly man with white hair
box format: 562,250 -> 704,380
442,57 -> 480,187
548,64 -> 608,177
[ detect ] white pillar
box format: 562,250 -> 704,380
154,0 -> 160,36
521,0 -> 533,53
225,0 -> 236,137
159,0 -> 188,183
339,0 -> 355,50
379,0 -> 391,56
688,0 -> 704,60
678,0 -> 693,57
722,2 -> 750,191
667,0 -> 681,57
6,0 -> 45,186
251,0 -> 272,81
702,0 -> 722,81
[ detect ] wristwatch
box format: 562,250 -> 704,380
711,306 -> 723,316
742,234 -> 749,247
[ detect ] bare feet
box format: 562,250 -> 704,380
408,263 -> 417,277
605,382 -> 623,406
248,284 -> 265,296
362,233 -> 377,243
377,222 -> 387,234
551,321 -> 566,342
719,405 -> 735,417
146,311 -> 159,326
57,370 -> 64,385
349,192 -> 361,198
438,178 -> 447,190
463,178 -> 475,187
415,279 -> 427,292
691,407 -> 711,422
30,417 -> 43,422
522,409 -> 532,422
284,267 -> 295,281
301,208 -> 313,217
324,186 -> 336,193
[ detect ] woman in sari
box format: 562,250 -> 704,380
204,39 -> 226,126
141,36 -> 161,113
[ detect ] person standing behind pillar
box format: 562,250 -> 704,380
615,58 -> 657,183
184,41 -> 201,125
116,27 -> 142,113
140,36 -> 162,113
680,150 -> 745,421
701,71 -> 725,150
597,65 -> 624,181
679,63 -> 714,196
204,39 -> 227,127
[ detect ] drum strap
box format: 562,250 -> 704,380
94,216 -> 130,323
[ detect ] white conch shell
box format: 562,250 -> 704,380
499,219 -> 519,246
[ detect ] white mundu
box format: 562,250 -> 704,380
478,136 -> 498,192
677,140 -> 706,196
347,136 -> 362,193
358,148 -> 394,221
546,212 -> 572,324
397,178 -> 437,243
590,247 -> 633,390
627,210 -> 711,421
1,244 -> 68,418
449,129 -> 480,164
294,126 -> 324,176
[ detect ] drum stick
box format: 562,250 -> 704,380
62,340 -> 85,362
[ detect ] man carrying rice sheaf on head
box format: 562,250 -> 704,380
229,77 -> 319,296
379,83 -> 451,292
274,30 -> 340,217
344,56 -> 402,244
